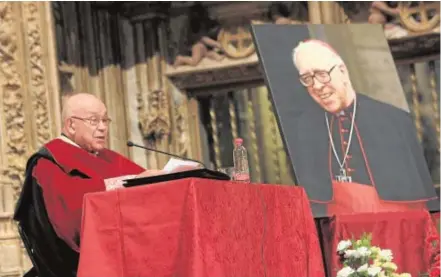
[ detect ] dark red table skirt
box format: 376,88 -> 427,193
78,178 -> 325,277
319,210 -> 440,277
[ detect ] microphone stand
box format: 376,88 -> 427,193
126,141 -> 207,169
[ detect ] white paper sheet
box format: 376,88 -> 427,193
162,158 -> 200,173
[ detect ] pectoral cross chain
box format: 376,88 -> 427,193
325,96 -> 357,184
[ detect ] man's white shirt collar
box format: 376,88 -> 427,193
57,135 -> 99,156
58,135 -> 80,148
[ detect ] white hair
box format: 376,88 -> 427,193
292,40 -> 344,69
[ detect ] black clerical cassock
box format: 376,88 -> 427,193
290,93 -> 438,217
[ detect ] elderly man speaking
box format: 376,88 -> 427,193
291,39 -> 438,216
14,92 -> 195,277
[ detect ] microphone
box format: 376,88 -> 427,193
127,141 -> 206,168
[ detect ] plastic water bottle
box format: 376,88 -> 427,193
233,138 -> 250,183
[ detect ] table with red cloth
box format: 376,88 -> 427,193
431,212 -> 440,233
78,178 -> 325,277
318,210 -> 440,277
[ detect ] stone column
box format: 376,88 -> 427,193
0,1 -> 61,276
118,3 -> 177,169
308,1 -> 348,24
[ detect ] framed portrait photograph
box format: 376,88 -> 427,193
251,24 -> 439,218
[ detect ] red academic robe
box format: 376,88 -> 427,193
32,138 -> 144,252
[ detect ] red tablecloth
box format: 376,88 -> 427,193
319,210 -> 440,277
78,178 -> 325,277
432,212 -> 440,233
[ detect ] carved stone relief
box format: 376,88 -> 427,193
172,4 -> 224,67
23,2 -> 52,147
169,84 -> 190,156
166,3 -> 269,95
0,3 -> 29,276
367,1 -> 440,39
0,2 -> 60,276
138,89 -> 171,141
169,2 -> 307,75
398,2 -> 440,33
171,3 -> 269,68
0,1 -> 28,204
217,26 -> 255,59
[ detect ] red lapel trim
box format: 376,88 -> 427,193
45,139 -> 115,179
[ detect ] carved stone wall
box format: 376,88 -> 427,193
0,2 -> 61,276
53,1 -> 133,157
52,2 -> 194,168
1,1 -> 437,274
132,18 -> 194,167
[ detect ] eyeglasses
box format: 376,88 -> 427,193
71,116 -> 112,126
299,65 -> 337,87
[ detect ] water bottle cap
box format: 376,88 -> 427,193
234,138 -> 243,145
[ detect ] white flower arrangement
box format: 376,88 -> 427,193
336,233 -> 411,277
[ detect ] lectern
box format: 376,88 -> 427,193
123,168 -> 231,187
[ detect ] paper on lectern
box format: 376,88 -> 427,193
162,158 -> 200,173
